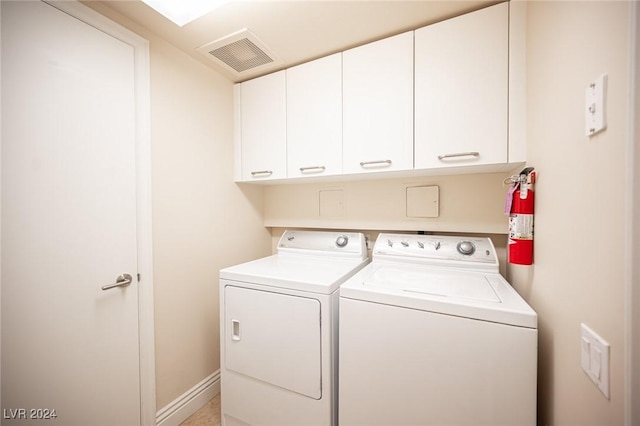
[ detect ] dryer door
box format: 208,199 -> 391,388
224,285 -> 322,399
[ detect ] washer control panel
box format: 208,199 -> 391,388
374,233 -> 497,267
456,241 -> 476,256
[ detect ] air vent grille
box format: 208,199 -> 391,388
197,28 -> 282,76
209,38 -> 274,73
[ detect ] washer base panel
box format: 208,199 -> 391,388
339,297 -> 537,426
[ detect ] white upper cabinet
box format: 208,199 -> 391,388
286,53 -> 342,178
342,31 -> 414,175
234,2 -> 524,183
237,70 -> 287,181
414,2 -> 509,170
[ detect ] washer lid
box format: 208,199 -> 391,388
365,266 -> 500,302
220,254 -> 369,294
340,263 -> 537,328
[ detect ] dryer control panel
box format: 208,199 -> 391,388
373,233 -> 498,271
278,230 -> 367,259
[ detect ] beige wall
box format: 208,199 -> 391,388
264,172 -> 514,235
148,39 -> 271,408
264,173 -> 514,278
83,3 -> 272,411
507,1 -> 631,424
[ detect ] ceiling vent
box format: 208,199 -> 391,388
197,28 -> 282,76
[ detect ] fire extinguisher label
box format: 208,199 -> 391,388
509,213 -> 534,239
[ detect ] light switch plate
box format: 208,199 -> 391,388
585,74 -> 607,136
580,323 -> 610,399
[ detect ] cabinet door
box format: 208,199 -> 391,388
343,31 -> 414,174
239,70 -> 286,181
415,3 -> 508,170
287,53 -> 342,178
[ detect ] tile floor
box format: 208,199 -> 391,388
179,394 -> 221,426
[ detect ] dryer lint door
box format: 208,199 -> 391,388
224,285 -> 322,399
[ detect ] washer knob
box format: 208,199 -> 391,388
336,235 -> 349,248
457,241 -> 475,255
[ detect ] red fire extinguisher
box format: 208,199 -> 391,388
506,167 -> 535,265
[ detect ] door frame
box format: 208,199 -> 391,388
628,1 -> 639,425
0,1 -> 155,424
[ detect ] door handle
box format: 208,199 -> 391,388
231,319 -> 241,341
102,273 -> 133,291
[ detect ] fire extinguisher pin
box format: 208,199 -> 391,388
503,167 -> 535,187
503,175 -> 524,186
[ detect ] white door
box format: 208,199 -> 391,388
2,2 -> 145,425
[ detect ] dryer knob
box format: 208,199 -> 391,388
457,241 -> 476,256
336,235 -> 349,248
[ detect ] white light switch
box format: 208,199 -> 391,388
591,346 -> 602,380
580,323 -> 610,399
581,336 -> 591,372
585,74 -> 607,137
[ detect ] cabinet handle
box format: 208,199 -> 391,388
359,160 -> 392,168
250,170 -> 273,177
437,152 -> 480,161
299,165 -> 326,174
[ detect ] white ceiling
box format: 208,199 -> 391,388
91,0 -> 499,83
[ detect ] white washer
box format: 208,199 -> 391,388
219,230 -> 369,426
339,233 -> 538,426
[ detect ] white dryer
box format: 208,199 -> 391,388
339,233 -> 537,426
219,230 -> 368,426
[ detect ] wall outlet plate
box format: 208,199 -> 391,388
580,323 -> 610,399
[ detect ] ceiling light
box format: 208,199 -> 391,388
140,0 -> 235,27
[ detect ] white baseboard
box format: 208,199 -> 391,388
156,370 -> 221,426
